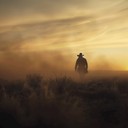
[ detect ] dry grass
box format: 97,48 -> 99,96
0,74 -> 128,128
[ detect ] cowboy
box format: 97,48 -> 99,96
75,53 -> 88,74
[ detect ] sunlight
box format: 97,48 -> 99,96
125,66 -> 128,71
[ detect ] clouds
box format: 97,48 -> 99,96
0,0 -> 89,25
0,0 -> 127,26
0,15 -> 97,52
0,7 -> 128,54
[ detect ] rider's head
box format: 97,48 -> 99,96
77,53 -> 84,58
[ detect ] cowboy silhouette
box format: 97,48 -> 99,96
75,53 -> 88,74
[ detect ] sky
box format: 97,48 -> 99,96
0,0 -> 128,78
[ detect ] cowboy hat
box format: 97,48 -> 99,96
77,53 -> 84,57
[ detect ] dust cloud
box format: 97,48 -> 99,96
90,55 -> 124,71
0,51 -> 73,80
0,51 -> 125,80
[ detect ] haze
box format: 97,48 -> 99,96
0,0 -> 128,79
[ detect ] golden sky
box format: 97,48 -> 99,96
0,0 -> 128,78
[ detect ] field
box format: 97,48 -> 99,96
0,71 -> 128,128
